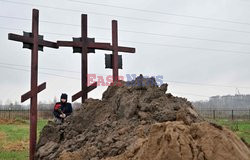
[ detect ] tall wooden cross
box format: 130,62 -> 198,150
57,14 -> 112,103
106,20 -> 136,81
8,9 -> 58,160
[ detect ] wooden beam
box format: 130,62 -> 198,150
21,82 -> 46,102
72,82 -> 97,102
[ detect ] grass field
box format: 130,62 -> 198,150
0,118 -> 249,160
0,119 -> 48,160
214,119 -> 250,144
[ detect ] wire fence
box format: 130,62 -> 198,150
197,109 -> 250,120
0,109 -> 53,120
0,109 -> 250,120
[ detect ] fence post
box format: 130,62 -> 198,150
213,110 -> 215,120
249,109 -> 250,120
8,108 -> 11,119
232,110 -> 234,120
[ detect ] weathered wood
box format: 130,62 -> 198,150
72,82 -> 97,102
106,20 -> 135,82
8,9 -> 58,160
21,82 -> 46,102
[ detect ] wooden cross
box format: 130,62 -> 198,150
106,20 -> 136,82
8,9 -> 58,160
57,14 -> 112,103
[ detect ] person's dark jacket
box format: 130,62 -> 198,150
53,102 -> 72,119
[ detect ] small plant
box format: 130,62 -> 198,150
231,120 -> 239,131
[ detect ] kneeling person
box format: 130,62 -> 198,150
53,93 -> 72,124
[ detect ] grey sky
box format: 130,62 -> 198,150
1,0 -> 250,104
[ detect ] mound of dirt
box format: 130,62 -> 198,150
35,76 -> 250,160
104,121 -> 250,160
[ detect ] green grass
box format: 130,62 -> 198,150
0,151 -> 28,160
215,119 -> 250,144
0,119 -> 48,160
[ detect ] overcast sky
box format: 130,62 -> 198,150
1,0 -> 250,105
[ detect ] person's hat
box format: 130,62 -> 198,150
61,93 -> 68,100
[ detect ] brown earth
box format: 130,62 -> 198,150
104,121 -> 250,160
0,118 -> 27,125
0,131 -> 28,152
3,140 -> 29,151
0,131 -> 6,141
35,76 -> 250,160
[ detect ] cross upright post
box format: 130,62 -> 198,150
112,20 -> 119,81
8,9 -> 58,160
80,14 -> 88,103
105,20 -> 136,82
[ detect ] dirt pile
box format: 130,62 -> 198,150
35,76 -> 250,160
105,121 -> 250,160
